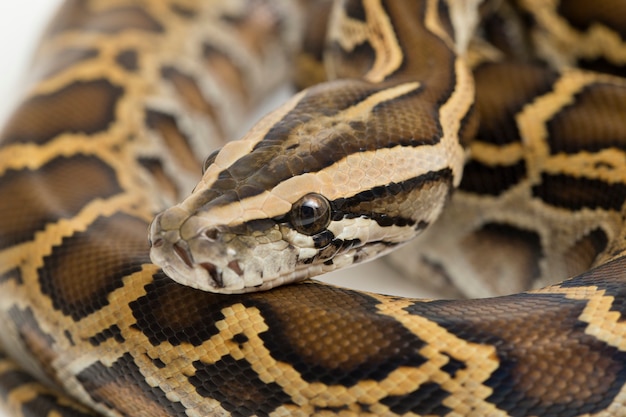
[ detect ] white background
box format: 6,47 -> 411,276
0,3 -> 422,416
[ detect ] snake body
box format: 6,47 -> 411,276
1,1 -> 626,416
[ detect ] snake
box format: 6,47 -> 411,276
1,0 -> 626,416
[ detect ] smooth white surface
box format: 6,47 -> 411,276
0,3 -> 424,416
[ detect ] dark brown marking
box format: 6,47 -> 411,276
47,0 -> 164,35
0,156 -> 122,250
38,214 -> 150,320
331,169 -> 453,227
255,282 -> 428,386
405,293 -> 626,417
77,353 -> 185,417
145,110 -> 201,171
1,79 -> 123,145
130,272 -> 227,347
547,82 -> 626,154
115,49 -> 139,72
532,173 -> 626,211
558,0 -> 626,39
459,159 -> 526,196
190,356 -> 293,417
131,275 -> 428,387
473,62 -> 558,146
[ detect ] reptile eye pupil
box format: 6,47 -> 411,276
290,193 -> 331,235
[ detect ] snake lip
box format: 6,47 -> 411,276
173,242 -> 194,268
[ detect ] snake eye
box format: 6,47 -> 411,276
290,193 -> 332,236
202,148 -> 221,174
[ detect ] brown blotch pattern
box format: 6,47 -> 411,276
38,213 -> 150,320
474,62 -> 558,145
406,293 -> 626,417
254,282 -> 428,386
0,156 -> 122,250
130,272 -> 228,347
77,353 -> 185,417
1,79 -> 123,145
190,356 -> 293,417
547,82 -> 626,154
131,276 -> 427,386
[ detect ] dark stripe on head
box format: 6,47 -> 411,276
1,80 -> 123,145
207,81 -> 440,206
331,168 -> 453,227
547,82 -> 626,154
459,159 -> 526,196
532,173 -> 626,211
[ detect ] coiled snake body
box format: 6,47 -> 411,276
1,0 -> 626,416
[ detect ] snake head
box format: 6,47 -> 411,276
149,81 -> 462,293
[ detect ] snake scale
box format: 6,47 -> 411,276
1,0 -> 626,416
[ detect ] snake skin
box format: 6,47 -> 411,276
1,1 -> 626,417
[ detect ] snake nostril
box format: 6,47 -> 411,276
151,238 -> 164,248
173,242 -> 194,268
